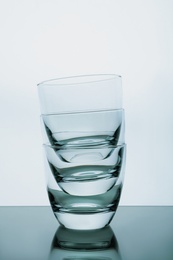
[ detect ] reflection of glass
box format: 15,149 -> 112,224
38,74 -> 126,229
48,226 -> 122,260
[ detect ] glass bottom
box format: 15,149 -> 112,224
48,184 -> 122,230
54,211 -> 115,230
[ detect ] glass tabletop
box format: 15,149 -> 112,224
0,206 -> 172,260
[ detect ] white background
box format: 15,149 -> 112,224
0,0 -> 173,205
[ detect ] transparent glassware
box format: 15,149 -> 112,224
37,74 -> 126,230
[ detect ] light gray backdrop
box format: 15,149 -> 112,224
0,0 -> 173,205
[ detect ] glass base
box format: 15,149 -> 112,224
54,211 -> 115,230
48,184 -> 122,230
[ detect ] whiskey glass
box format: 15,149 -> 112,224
38,74 -> 126,230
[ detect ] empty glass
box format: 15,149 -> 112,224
38,74 -> 126,230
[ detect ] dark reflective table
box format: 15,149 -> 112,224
0,206 -> 172,260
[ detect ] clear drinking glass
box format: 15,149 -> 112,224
38,74 -> 126,230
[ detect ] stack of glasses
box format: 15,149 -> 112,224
38,74 -> 126,230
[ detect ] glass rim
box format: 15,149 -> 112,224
43,143 -> 126,150
40,108 -> 124,117
37,74 -> 121,87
